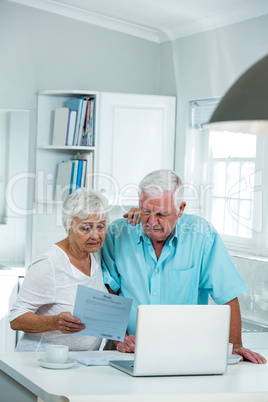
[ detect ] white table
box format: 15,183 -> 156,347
1,343 -> 268,402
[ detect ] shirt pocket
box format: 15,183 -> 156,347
168,267 -> 198,304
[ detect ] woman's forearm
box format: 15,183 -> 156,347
10,312 -> 58,333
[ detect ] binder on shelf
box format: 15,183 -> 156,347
64,98 -> 83,145
86,153 -> 94,188
52,108 -> 70,146
77,98 -> 88,146
89,98 -> 95,146
83,98 -> 93,146
76,160 -> 83,190
81,159 -> 87,186
74,152 -> 94,189
54,160 -> 74,201
66,110 -> 77,146
83,100 -> 90,146
70,160 -> 79,193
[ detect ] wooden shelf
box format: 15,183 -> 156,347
38,89 -> 99,96
37,145 -> 95,151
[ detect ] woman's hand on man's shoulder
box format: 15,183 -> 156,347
123,208 -> 140,226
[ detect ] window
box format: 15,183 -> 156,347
206,131 -> 263,244
0,110 -> 32,223
187,99 -> 268,255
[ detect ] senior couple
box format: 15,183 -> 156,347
9,170 -> 266,364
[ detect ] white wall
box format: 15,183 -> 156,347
0,0 -> 161,111
0,0 -> 162,265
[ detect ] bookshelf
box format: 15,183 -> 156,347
35,90 -> 176,206
36,90 -> 98,203
32,90 -> 176,261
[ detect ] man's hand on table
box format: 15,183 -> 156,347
233,345 -> 266,364
114,334 -> 135,353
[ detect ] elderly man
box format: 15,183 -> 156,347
102,170 -> 266,364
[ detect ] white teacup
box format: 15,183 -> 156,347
45,344 -> 69,364
228,342 -> 233,356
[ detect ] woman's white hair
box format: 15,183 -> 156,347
62,188 -> 109,232
138,170 -> 184,211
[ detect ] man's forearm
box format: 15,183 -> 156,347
225,297 -> 242,347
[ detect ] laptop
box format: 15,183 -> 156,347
109,304 -> 230,376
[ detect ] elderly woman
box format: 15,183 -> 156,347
9,188 -> 109,351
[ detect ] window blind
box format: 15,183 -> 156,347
190,98 -> 221,129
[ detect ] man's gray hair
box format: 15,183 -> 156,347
139,170 -> 184,211
62,188 -> 109,232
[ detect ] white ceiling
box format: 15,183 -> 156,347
8,0 -> 268,43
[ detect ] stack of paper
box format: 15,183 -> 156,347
71,351 -> 133,366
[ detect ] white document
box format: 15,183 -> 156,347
71,351 -> 133,366
73,285 -> 132,341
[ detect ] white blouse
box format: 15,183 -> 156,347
9,245 -> 108,351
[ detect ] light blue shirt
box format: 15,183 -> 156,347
102,214 -> 247,335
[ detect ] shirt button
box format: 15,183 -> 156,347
155,269 -> 158,273
153,292 -> 157,296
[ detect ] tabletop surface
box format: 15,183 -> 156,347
0,334 -> 268,402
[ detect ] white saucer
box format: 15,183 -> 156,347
38,358 -> 77,369
228,354 -> 242,365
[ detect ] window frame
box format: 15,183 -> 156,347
187,98 -> 268,257
205,134 -> 264,253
